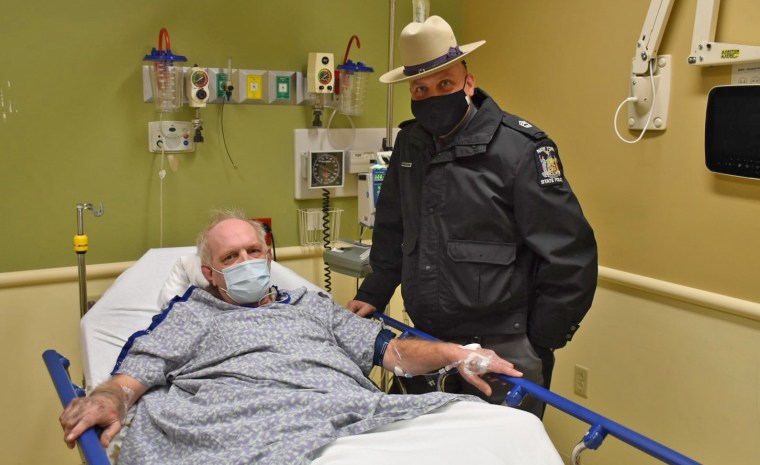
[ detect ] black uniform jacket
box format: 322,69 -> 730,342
356,89 -> 598,349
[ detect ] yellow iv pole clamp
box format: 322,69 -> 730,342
74,203 -> 104,318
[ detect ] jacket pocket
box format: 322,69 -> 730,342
443,240 -> 517,311
447,240 -> 515,266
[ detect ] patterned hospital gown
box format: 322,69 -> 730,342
115,286 -> 473,464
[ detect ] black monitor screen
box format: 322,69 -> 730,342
705,85 -> 760,179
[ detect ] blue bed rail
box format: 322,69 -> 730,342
42,350 -> 112,465
374,313 -> 702,465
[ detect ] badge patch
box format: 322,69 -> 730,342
534,146 -> 564,186
401,162 -> 413,168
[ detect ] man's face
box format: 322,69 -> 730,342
201,218 -> 270,304
408,63 -> 475,101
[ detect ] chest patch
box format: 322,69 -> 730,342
534,145 -> 564,187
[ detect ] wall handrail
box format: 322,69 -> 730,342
0,246 -> 322,289
599,265 -> 760,322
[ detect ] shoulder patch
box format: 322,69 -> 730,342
501,113 -> 546,140
534,145 -> 564,187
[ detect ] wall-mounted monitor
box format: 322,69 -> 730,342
705,85 -> 760,179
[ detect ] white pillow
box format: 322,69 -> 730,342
157,254 -> 209,309
157,254 -> 327,309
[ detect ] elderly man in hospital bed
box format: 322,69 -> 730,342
60,210 -> 562,465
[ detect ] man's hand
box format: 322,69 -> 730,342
383,339 -> 523,397
346,299 -> 377,317
456,347 -> 523,396
59,375 -> 145,449
59,393 -> 123,449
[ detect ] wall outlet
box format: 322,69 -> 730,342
574,365 -> 589,398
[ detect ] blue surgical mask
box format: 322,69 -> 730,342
213,259 -> 271,304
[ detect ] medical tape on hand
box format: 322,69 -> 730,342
441,343 -> 493,376
462,352 -> 493,376
393,343 -> 413,378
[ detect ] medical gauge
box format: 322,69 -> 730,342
307,52 -> 335,127
309,151 -> 344,188
186,66 -> 210,108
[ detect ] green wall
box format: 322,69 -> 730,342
0,1 -> 462,273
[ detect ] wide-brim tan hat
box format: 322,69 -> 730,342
380,15 -> 485,84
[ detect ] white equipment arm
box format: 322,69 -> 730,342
688,0 -> 760,66
632,0 -> 675,75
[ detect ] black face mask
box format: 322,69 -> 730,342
411,88 -> 471,137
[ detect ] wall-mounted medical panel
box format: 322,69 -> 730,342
147,121 -> 195,153
293,127 -> 399,200
142,66 -> 307,106
234,69 -> 268,104
267,71 -> 304,105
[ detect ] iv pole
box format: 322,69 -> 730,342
383,0 -> 396,151
74,203 -> 104,319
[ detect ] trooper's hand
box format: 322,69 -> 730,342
346,300 -> 378,317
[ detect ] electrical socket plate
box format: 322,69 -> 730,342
574,365 -> 589,398
731,62 -> 760,85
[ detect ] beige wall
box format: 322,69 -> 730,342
462,1 -> 760,464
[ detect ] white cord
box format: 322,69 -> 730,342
325,106 -> 356,150
614,59 -> 657,144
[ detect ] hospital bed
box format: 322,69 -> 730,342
44,247 -> 701,465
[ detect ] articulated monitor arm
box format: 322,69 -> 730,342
688,0 -> 760,66
623,0 -> 674,133
633,0 -> 675,76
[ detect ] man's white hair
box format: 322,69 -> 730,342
196,208 -> 268,265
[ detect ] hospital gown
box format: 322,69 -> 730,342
115,286 -> 475,465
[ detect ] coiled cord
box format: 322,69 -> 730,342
322,188 -> 332,293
